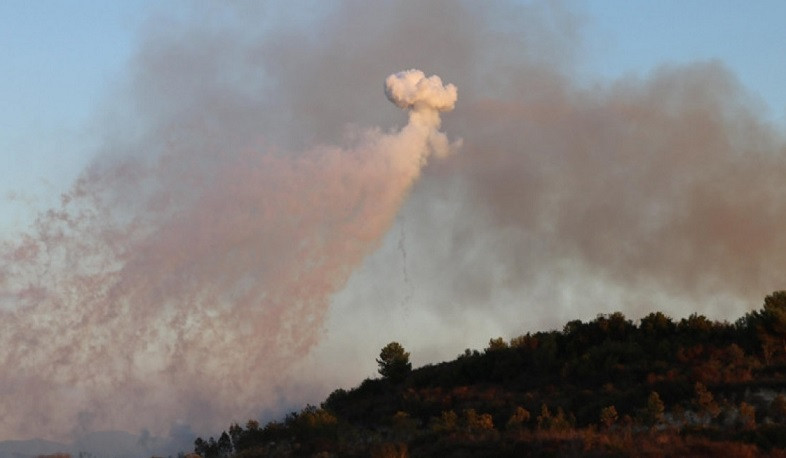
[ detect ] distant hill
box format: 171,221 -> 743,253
71,430 -> 160,458
0,429 -> 190,458
0,438 -> 69,458
190,291 -> 786,457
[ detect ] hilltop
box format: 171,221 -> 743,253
191,292 -> 786,457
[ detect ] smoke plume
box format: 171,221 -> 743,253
2,0 -> 786,443
0,67 -> 456,439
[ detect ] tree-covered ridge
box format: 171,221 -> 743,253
192,292 -> 786,457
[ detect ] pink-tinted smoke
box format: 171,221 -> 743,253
0,69 -> 457,439
4,0 -> 786,444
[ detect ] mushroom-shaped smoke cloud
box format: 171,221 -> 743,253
385,69 -> 460,159
385,69 -> 458,113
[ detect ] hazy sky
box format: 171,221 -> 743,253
1,0 -> 786,448
2,1 -> 785,225
2,1 -> 785,222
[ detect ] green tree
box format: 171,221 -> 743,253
486,337 -> 508,352
640,312 -> 675,337
551,407 -> 574,432
537,404 -> 572,431
510,333 -> 538,349
463,409 -> 495,433
738,402 -> 756,430
217,431 -> 232,457
430,410 -> 458,433
600,405 -> 619,429
284,405 -> 339,453
377,342 -> 412,383
390,411 -> 418,440
246,419 -> 260,431
194,436 -> 220,458
771,394 -> 786,423
537,403 -> 552,430
762,291 -> 786,356
678,313 -> 714,343
694,381 -> 721,423
506,406 -> 530,431
639,391 -> 665,427
228,423 -> 242,448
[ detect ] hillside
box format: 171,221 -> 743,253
191,292 -> 786,457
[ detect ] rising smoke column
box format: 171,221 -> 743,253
271,0 -> 786,360
0,69 -> 456,439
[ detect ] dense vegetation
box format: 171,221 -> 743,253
191,292 -> 786,457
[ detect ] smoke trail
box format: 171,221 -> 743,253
0,69 -> 456,439
397,216 -> 414,312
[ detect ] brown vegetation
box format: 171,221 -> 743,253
191,292 -> 786,457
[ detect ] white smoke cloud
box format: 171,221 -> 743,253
385,69 -> 460,159
385,69 -> 458,113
